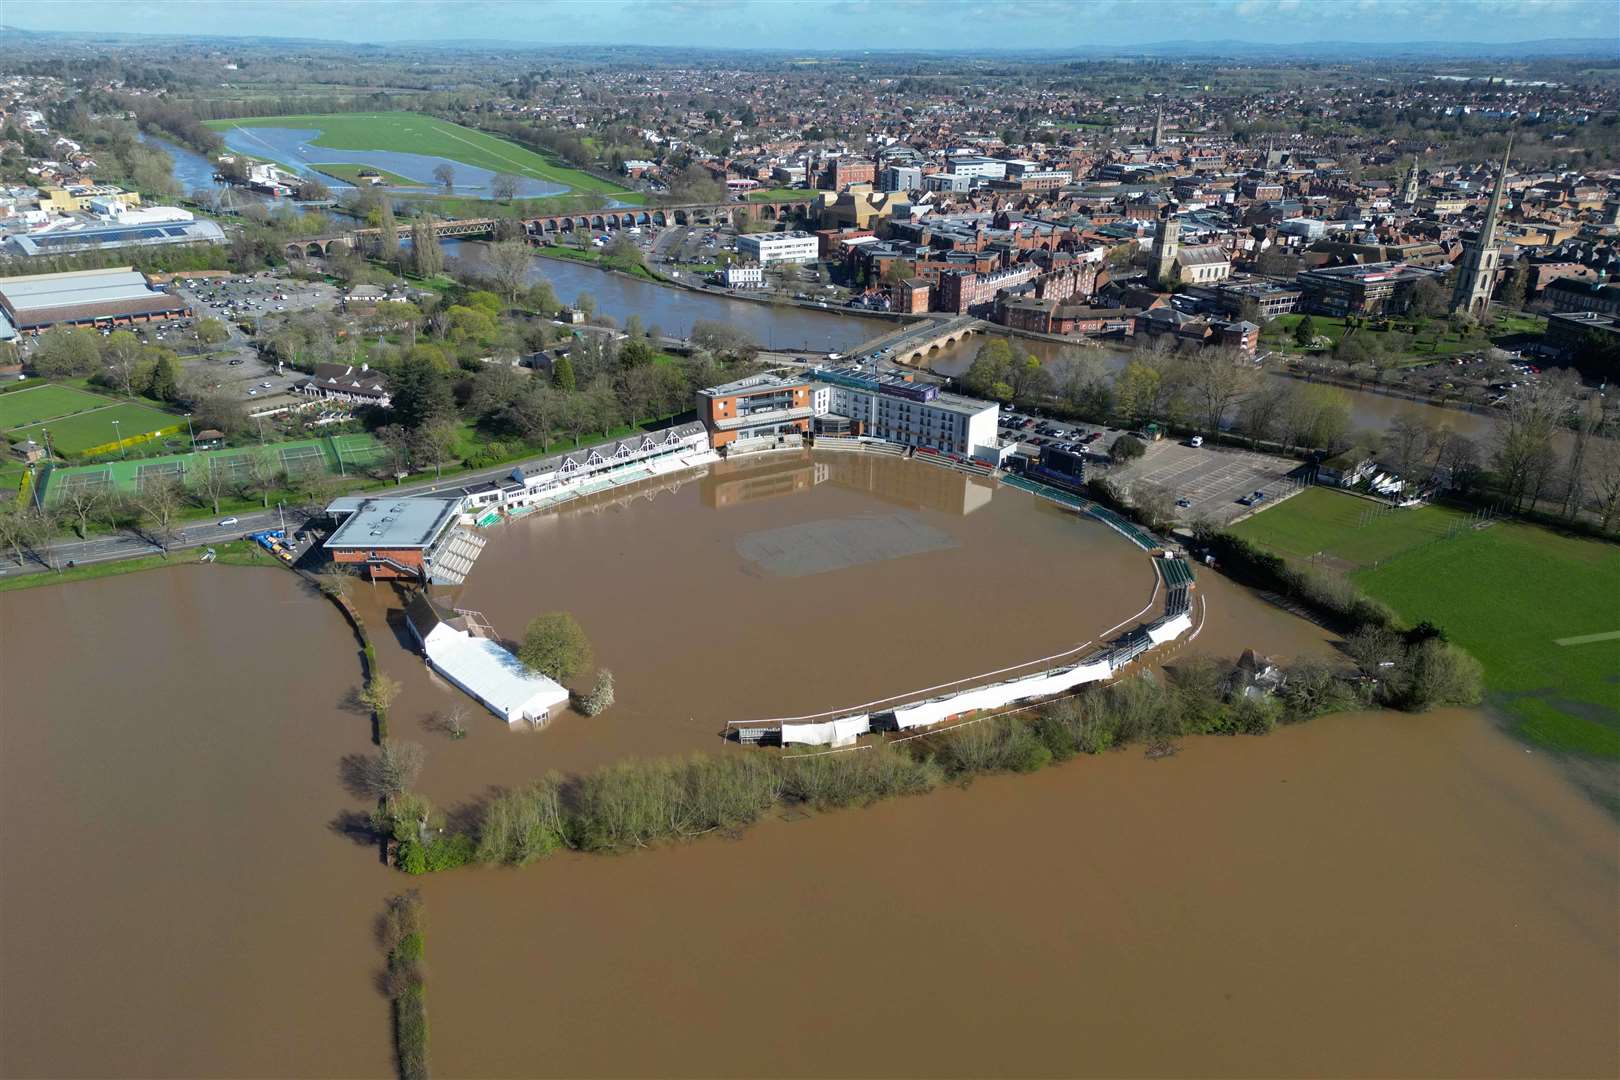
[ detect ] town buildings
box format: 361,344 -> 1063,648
697,373 -> 816,447
323,495 -> 486,584
296,362 -> 393,409
737,231 -> 820,266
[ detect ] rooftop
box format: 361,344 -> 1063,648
0,267 -> 162,314
324,496 -> 464,551
699,372 -> 807,398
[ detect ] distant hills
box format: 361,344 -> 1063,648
0,24 -> 1612,61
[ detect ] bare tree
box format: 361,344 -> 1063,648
343,738 -> 423,801
1561,395 -> 1603,520
59,481 -> 107,539
1589,435 -> 1620,533
1177,348 -> 1257,445
411,420 -> 459,480
136,477 -> 186,548
484,239 -> 533,304
316,565 -> 354,599
1384,413 -> 1434,496
244,447 -> 282,509
192,458 -> 232,516
490,172 -> 520,202
432,163 -> 456,194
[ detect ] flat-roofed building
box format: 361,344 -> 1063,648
323,495 -> 485,584
697,373 -> 815,447
810,366 -> 1001,460
0,266 -> 191,334
1296,261 -> 1442,317
4,218 -> 225,258
737,231 -> 819,266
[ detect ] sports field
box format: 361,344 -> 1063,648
41,434 -> 385,503
0,384 -> 113,430
205,112 -> 632,196
1234,486 -> 1620,761
10,400 -> 180,455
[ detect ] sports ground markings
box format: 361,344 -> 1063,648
1553,630 -> 1620,647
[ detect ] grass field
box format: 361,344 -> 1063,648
1234,486 -> 1620,762
312,163 -> 420,187
205,112 -> 633,196
11,400 -> 180,455
0,384 -> 114,430
746,187 -> 813,201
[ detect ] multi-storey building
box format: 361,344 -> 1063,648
737,231 -> 819,266
696,373 -> 815,447
1296,262 -> 1441,317
810,367 -> 1000,459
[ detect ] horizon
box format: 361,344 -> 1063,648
2,0 -> 1615,51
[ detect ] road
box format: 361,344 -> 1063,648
0,457 -> 553,582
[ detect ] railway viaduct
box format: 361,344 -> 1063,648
286,197 -> 820,259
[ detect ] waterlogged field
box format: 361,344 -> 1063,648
206,112 -> 632,198
1234,486 -> 1620,762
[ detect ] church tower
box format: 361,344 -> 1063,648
1401,157 -> 1420,206
1152,204 -> 1180,286
1451,137 -> 1512,319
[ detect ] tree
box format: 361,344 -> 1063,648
191,457 -> 231,515
410,221 -> 444,278
1113,360 -> 1162,425
146,353 -> 179,402
617,337 -> 654,369
1110,434 -> 1146,461
59,479 -> 106,539
433,163 -> 456,194
244,447 -> 281,508
377,198 -> 399,263
519,612 -> 593,682
316,566 -> 353,599
1178,349 -> 1257,444
491,172 -> 521,202
389,351 -> 454,431
195,318 -> 229,346
1409,277 -> 1448,319
552,354 -> 577,392
347,737 -> 422,801
1496,263 -> 1527,312
136,476 -> 185,547
99,330 -> 142,396
485,239 -> 533,303
576,669 -> 615,716
31,328 -> 101,378
1293,314 -> 1317,349
377,424 -> 414,480
412,420 -> 459,479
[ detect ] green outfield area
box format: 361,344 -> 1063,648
1234,486 -> 1620,761
0,384 -> 119,430
9,399 -> 181,455
205,112 -> 634,197
41,433 -> 385,503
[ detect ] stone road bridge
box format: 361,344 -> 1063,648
287,198 -> 819,259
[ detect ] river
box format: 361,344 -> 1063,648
448,240 -> 1505,440
1,455 -> 1615,1077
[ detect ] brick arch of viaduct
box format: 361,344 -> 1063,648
285,201 -> 817,259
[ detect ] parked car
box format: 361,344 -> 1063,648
1189,435 -> 1204,448
218,517 -> 239,527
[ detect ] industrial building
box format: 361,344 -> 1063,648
4,217 -> 225,258
323,495 -> 486,584
0,267 -> 192,336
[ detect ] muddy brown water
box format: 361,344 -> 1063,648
2,455 -> 1616,1078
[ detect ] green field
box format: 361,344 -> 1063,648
205,112 -> 634,197
746,187 -> 813,201
0,384 -> 115,430
41,434 -> 384,503
11,400 -> 180,455
1234,486 -> 1620,762
312,163 -> 420,187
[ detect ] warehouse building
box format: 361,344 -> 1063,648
0,266 -> 192,336
4,217 -> 225,258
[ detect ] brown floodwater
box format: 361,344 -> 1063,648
0,566 -> 396,1079
418,706 -> 1620,1078
349,451 -> 1162,797
2,458 -> 1615,1078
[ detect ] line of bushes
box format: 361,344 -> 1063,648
379,891 -> 429,1080
440,650 -> 1464,870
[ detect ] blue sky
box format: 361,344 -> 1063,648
3,0 -> 1610,47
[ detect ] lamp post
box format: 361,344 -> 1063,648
111,419 -> 125,459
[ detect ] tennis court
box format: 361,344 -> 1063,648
279,444 -> 327,476
136,460 -> 187,490
54,468 -> 112,497
211,454 -> 256,483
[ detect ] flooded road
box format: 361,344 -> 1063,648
418,705 -> 1619,1078
2,462 -> 1614,1078
0,566 -> 394,1079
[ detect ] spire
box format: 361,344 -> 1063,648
1152,106 -> 1164,149
1479,134 -> 1513,249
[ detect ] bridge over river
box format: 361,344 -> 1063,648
287,196 -> 819,258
